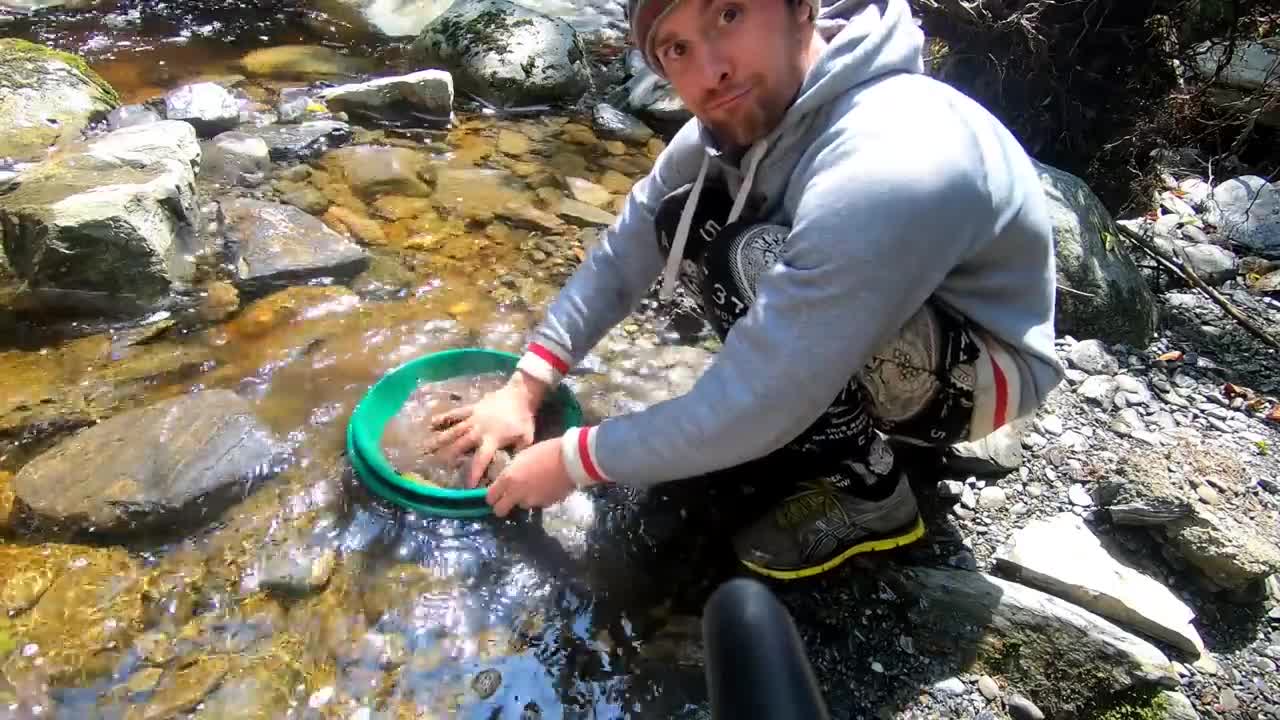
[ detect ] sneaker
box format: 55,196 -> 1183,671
732,472 -> 925,580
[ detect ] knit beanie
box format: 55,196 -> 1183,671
628,0 -> 822,76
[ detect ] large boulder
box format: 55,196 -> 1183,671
607,50 -> 692,133
0,121 -> 202,308
220,197 -> 369,294
1204,175 -> 1280,255
1036,161 -> 1159,347
0,39 -> 119,162
13,390 -> 283,535
410,0 -> 592,107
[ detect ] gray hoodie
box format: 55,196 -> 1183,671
515,0 -> 1064,489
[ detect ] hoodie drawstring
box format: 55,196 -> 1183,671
659,153 -> 710,299
658,139 -> 769,300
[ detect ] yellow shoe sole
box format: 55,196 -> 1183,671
739,515 -> 927,581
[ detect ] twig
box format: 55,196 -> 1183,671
1116,222 -> 1280,350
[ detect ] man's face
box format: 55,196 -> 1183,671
651,0 -> 812,149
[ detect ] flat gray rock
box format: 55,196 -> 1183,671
221,198 -> 368,293
883,566 -> 1177,718
318,69 -> 454,120
13,390 -> 282,535
994,513 -> 1206,656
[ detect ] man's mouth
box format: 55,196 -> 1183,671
707,87 -> 751,112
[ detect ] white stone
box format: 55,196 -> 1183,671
1058,430 -> 1087,451
1078,376 -> 1119,407
318,69 -> 454,117
1204,176 -> 1280,254
1038,414 -> 1065,436
1068,340 -> 1120,375
994,513 -> 1207,656
979,486 -> 1008,510
1178,178 -> 1213,209
1069,484 -> 1093,507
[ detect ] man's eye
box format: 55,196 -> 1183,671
663,42 -> 687,61
720,6 -> 740,24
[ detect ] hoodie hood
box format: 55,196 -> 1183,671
659,0 -> 926,298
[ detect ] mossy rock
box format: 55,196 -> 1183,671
0,39 -> 119,161
410,0 -> 591,107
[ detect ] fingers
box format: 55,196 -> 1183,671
437,426 -> 479,465
424,419 -> 469,454
430,405 -> 472,430
487,473 -> 519,517
468,438 -> 499,488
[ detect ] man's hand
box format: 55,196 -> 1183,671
485,439 -> 576,517
428,372 -> 548,487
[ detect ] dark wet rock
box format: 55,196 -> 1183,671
0,39 -> 119,162
0,121 -> 202,307
883,566 -> 1177,718
238,44 -> 375,80
1036,161 -> 1159,346
164,82 -> 240,137
1007,694 -> 1045,720
200,131 -> 271,187
410,0 -> 592,107
220,197 -> 368,294
13,390 -> 282,535
608,50 -> 691,132
107,104 -> 161,131
317,69 -> 454,120
239,121 -> 352,162
591,102 -> 654,144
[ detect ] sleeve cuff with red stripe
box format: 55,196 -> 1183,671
516,341 -> 572,386
560,426 -> 609,489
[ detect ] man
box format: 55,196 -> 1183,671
430,0 -> 1064,579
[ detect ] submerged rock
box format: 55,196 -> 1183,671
220,197 -> 369,293
1036,161 -> 1159,346
14,390 -> 282,535
0,39 -> 119,162
0,121 -> 202,308
410,0 -> 591,107
238,44 -> 375,80
321,144 -> 433,200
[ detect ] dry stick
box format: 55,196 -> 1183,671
1115,222 -> 1280,350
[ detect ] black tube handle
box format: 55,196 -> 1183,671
702,578 -> 832,720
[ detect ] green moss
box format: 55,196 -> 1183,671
1086,686 -> 1170,720
0,38 -> 119,106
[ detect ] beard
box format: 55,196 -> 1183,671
701,82 -> 791,151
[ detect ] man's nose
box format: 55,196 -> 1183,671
696,45 -> 733,89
